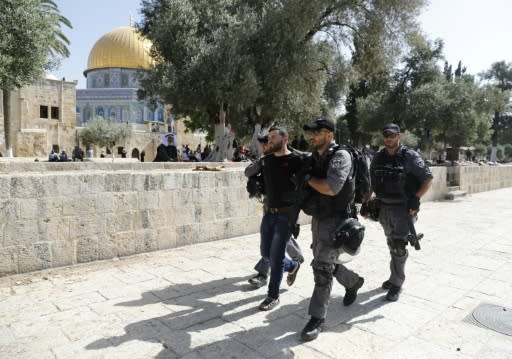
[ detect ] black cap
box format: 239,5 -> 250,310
257,134 -> 268,144
382,123 -> 400,134
303,116 -> 335,132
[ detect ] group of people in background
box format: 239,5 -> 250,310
48,149 -> 69,162
153,132 -> 212,162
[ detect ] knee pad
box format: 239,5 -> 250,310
312,260 -> 334,286
388,240 -> 407,257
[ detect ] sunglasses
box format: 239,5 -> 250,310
383,133 -> 398,138
310,129 -> 330,136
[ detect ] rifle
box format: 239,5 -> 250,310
407,215 -> 423,250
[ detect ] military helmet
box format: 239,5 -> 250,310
333,218 -> 365,256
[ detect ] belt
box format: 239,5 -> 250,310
267,207 -> 290,214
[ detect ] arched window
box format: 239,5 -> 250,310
84,107 -> 92,123
121,73 -> 129,87
96,107 -> 104,119
157,109 -> 164,122
147,110 -> 154,122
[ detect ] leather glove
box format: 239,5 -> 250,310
407,196 -> 420,211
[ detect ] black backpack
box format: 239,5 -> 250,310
341,145 -> 371,204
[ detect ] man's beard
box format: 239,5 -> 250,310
311,138 -> 325,151
271,140 -> 284,152
385,141 -> 399,150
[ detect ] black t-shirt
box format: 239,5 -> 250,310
262,152 -> 302,208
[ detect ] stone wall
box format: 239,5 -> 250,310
0,162 -> 262,276
447,165 -> 512,193
0,162 -> 507,276
422,167 -> 447,202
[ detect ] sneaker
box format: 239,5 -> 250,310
286,262 -> 300,286
248,274 -> 267,289
386,285 -> 401,301
301,317 -> 324,341
259,296 -> 280,311
382,280 -> 392,290
343,277 -> 364,306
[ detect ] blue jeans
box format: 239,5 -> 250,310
260,212 -> 297,299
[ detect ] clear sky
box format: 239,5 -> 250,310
53,0 -> 142,88
53,0 -> 511,89
419,0 -> 511,76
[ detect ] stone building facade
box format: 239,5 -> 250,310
0,26 -> 203,159
0,76 -> 78,157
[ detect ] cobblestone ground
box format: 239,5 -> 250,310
1,188 -> 512,359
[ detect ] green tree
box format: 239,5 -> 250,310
355,38 -> 444,138
138,0 -> 426,159
0,0 -> 71,157
79,118 -> 132,153
481,61 -> 512,148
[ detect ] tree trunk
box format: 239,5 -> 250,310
491,111 -> 500,147
205,102 -> 233,162
248,123 -> 263,158
2,90 -> 13,157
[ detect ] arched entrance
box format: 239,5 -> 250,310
131,148 -> 140,159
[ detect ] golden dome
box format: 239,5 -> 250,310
84,26 -> 153,75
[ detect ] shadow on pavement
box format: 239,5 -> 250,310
86,276 -> 388,358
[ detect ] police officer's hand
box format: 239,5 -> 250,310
360,202 -> 370,218
408,196 -> 420,215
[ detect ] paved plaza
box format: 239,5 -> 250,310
1,188 -> 512,358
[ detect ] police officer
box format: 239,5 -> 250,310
362,123 -> 433,301
249,126 -> 303,311
300,116 -> 364,341
245,134 -> 304,289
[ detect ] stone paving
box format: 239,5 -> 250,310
1,188 -> 512,359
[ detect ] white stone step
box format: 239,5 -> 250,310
445,190 -> 467,200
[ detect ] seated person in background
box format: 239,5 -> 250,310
154,132 -> 178,162
59,150 -> 68,162
72,146 -> 83,161
49,150 -> 59,162
233,145 -> 247,162
195,150 -> 202,162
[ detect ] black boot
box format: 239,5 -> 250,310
343,277 -> 364,306
301,317 -> 324,341
386,284 -> 401,301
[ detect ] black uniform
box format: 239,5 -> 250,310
370,144 -> 433,288
307,143 -> 362,320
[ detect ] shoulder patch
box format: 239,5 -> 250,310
414,155 -> 425,167
330,155 -> 344,169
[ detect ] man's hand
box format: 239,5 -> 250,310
407,196 -> 420,215
360,202 -> 370,218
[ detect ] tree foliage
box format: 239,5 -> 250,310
0,0 -> 71,90
355,36 -> 497,151
481,61 -> 512,146
79,118 -> 133,149
1,0 -> 71,157
137,0 -> 426,140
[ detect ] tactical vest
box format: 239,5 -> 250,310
372,146 -> 418,204
302,144 -> 355,218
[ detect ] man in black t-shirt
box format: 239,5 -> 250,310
245,135 -> 304,290
256,126 -> 303,311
